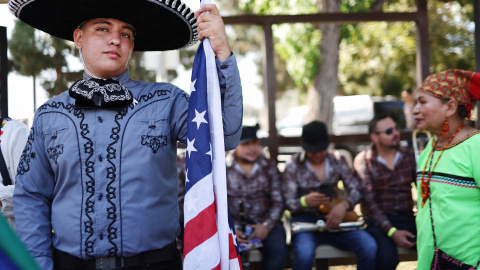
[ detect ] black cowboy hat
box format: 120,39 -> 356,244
239,124 -> 260,144
301,121 -> 330,152
8,0 -> 198,51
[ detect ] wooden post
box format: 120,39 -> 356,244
262,23 -> 279,162
415,0 -> 430,87
0,26 -> 8,118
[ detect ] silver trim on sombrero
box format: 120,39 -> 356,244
9,0 -> 198,49
147,0 -> 198,48
8,0 -> 31,17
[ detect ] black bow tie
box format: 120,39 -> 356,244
69,78 -> 134,109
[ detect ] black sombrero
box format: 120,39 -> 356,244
8,0 -> 198,51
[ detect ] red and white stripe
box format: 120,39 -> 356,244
183,171 -> 221,269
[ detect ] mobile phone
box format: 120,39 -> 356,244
318,182 -> 334,198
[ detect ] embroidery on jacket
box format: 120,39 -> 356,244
141,135 -> 167,154
181,92 -> 189,102
106,111 -> 123,256
17,127 -> 35,175
103,89 -> 172,256
47,144 -> 64,164
36,101 -> 97,258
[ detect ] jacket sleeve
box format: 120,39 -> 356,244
282,162 -> 303,214
353,152 -> 392,233
14,119 -> 55,270
216,53 -> 243,151
337,155 -> 363,209
264,163 -> 284,230
0,120 -> 29,219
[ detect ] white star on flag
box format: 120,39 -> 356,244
206,143 -> 212,162
190,79 -> 197,93
192,109 -> 208,130
186,138 -> 197,158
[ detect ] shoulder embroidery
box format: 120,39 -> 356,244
17,127 -> 35,175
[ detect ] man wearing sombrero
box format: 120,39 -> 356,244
9,0 -> 242,269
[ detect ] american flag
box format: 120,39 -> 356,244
182,37 -> 242,270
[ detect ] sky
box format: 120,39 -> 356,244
0,1 -> 264,125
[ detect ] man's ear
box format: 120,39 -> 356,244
73,28 -> 83,49
370,133 -> 378,144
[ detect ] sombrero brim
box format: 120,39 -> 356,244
9,0 -> 198,51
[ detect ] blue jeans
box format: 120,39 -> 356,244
365,214 -> 416,270
258,223 -> 289,270
291,229 -> 377,270
291,214 -> 377,270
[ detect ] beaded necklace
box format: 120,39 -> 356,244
420,123 -> 465,208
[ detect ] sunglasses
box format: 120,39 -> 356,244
375,125 -> 398,135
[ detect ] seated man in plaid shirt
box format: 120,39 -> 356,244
226,124 -> 288,270
354,114 -> 417,270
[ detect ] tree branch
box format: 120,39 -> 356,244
370,0 -> 389,12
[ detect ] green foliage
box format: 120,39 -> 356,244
339,21 -> 417,96
428,1 -> 475,73
239,0 -> 320,91
274,23 -> 321,91
41,36 -> 82,97
128,52 -> 156,82
239,0 -> 317,15
380,75 -> 404,96
237,0 -> 408,95
236,0 -> 475,98
9,20 -> 82,98
8,20 -> 52,77
340,0 -> 377,12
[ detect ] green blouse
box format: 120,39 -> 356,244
416,131 -> 480,269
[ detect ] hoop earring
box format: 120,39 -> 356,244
441,120 -> 449,137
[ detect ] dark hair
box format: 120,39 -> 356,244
368,114 -> 391,134
440,99 -> 469,119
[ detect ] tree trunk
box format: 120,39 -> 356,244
306,0 -> 388,131
306,0 -> 341,130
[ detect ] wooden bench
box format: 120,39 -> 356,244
245,244 -> 417,270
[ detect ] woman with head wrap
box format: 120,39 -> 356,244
413,69 -> 480,269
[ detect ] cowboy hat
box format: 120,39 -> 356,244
9,0 -> 198,51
